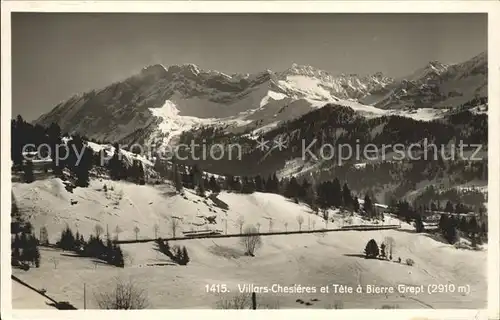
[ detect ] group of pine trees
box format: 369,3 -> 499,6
438,214 -> 485,245
12,115 -> 148,187
156,239 -> 190,265
364,239 -> 398,262
12,116 -> 94,186
388,198 -> 487,241
11,222 -> 41,269
56,226 -> 125,267
160,160 -> 381,219
91,143 -> 146,185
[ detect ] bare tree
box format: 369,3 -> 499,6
235,216 -> 245,234
284,222 -> 288,232
256,222 -> 261,232
384,236 -> 396,260
115,225 -> 122,240
297,215 -> 304,231
216,293 -> 250,309
153,224 -> 160,239
49,257 -> 58,269
133,226 -> 140,240
240,225 -> 262,256
39,226 -> 49,245
323,210 -> 329,228
94,277 -> 149,309
124,252 -> 134,265
94,224 -> 104,238
170,218 -> 180,238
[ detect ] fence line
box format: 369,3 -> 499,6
114,224 -> 401,244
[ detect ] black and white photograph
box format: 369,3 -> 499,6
1,1 -> 498,316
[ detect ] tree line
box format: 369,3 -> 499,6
156,239 -> 190,265
56,225 -> 125,267
12,116 -> 147,187
11,222 -> 41,270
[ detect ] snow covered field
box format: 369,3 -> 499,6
12,178 -> 487,309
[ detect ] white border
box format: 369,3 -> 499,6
1,2 -> 499,320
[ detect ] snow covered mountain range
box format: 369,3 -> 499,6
361,52 -> 487,109
34,51 -> 487,147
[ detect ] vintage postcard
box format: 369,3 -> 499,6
1,1 -> 499,320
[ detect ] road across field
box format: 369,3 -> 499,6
114,224 -> 402,244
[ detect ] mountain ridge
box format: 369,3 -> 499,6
34,52 -> 487,148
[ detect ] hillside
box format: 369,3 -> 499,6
173,104 -> 487,205
12,178 -> 486,309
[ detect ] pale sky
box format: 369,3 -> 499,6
11,13 -> 487,121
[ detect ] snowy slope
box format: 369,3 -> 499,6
12,178 -> 486,309
12,280 -> 56,309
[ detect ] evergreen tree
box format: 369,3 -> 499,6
241,176 -> 256,194
58,226 -> 76,251
342,183 -> 353,210
181,246 -> 190,265
108,143 -> 126,180
11,117 -> 25,169
459,216 -> 468,232
24,160 -> 35,183
173,163 -> 183,192
113,245 -> 125,267
75,230 -> 81,250
364,239 -> 379,259
438,214 -> 448,232
198,176 -> 206,196
316,181 -> 330,209
34,245 -> 41,267
469,216 -> 479,235
439,215 -> 458,244
363,194 -> 374,217
24,222 -> 33,234
232,177 -> 242,192
283,177 -> 298,201
430,202 -> 438,212
444,201 -> 454,213
190,165 -> 205,195
414,215 -> 425,233
47,122 -> 64,176
255,175 -> 264,192
175,246 -> 184,264
208,176 -> 220,193
19,232 -> 28,259
153,156 -> 166,177
352,196 -> 360,212
265,173 -> 279,193
12,245 -> 21,262
480,221 -> 487,236
304,180 -> 318,210
67,136 -> 93,187
331,178 -> 342,207
445,224 -> 458,244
